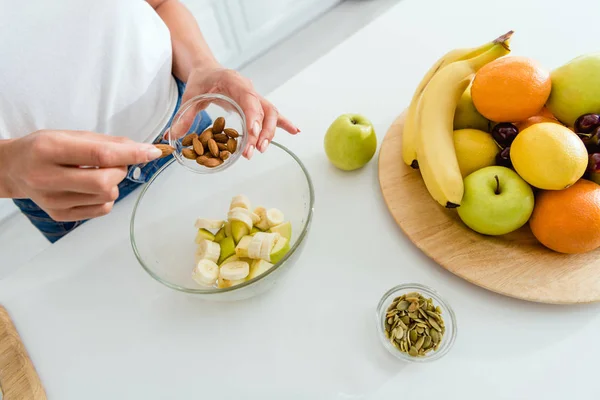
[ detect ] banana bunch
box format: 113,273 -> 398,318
402,31 -> 513,207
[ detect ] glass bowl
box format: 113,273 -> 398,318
130,141 -> 314,301
376,283 -> 457,362
167,93 -> 249,174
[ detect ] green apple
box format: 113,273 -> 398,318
214,226 -> 226,243
250,226 -> 262,235
453,84 -> 490,132
324,114 -> 377,171
269,237 -> 290,264
247,259 -> 274,281
457,166 -> 534,236
195,228 -> 215,243
218,237 -> 236,264
269,221 -> 292,241
231,221 -> 248,244
546,53 -> 600,127
234,235 -> 253,258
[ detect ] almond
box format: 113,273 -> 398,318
224,128 -> 239,138
181,133 -> 198,147
154,144 -> 175,158
204,158 -> 223,168
198,128 -> 213,146
182,148 -> 197,160
217,142 -> 228,151
196,155 -> 210,165
227,138 -> 237,153
208,139 -> 219,157
213,133 -> 229,143
212,117 -> 225,133
192,137 -> 204,156
220,151 -> 231,161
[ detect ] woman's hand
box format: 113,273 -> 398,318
0,130 -> 163,221
181,66 -> 300,159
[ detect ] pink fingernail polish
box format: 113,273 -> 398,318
247,145 -> 255,159
259,139 -> 269,152
252,121 -> 261,137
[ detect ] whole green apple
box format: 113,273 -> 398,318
457,166 -> 534,236
546,53 -> 600,127
453,84 -> 490,132
324,114 -> 377,171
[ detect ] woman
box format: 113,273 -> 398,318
0,0 -> 299,242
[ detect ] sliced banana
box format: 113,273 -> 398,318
192,259 -> 219,286
196,239 -> 221,264
253,207 -> 271,231
247,236 -> 263,259
229,195 -> 251,210
219,261 -> 250,281
266,208 -> 284,227
259,233 -> 279,261
194,218 -> 225,230
228,209 -> 253,230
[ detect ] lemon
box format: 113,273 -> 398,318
510,122 -> 587,190
453,129 -> 499,177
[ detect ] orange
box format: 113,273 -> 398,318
515,116 -> 560,131
471,56 -> 552,123
529,179 -> 600,254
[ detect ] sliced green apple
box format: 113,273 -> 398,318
224,221 -> 232,238
235,235 -> 253,258
218,236 -> 236,264
247,259 -> 274,281
269,221 -> 292,241
250,226 -> 262,235
231,220 -> 249,244
214,226 -> 226,243
195,228 -> 215,243
270,236 -> 290,264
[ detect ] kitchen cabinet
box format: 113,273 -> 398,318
181,0 -> 341,69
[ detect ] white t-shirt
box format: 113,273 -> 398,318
0,0 -> 178,144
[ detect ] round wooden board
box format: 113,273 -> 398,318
378,112 -> 600,304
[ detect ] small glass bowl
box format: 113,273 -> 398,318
376,283 -> 457,363
167,93 -> 249,174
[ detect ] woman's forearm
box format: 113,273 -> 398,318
0,139 -> 16,198
150,0 -> 221,82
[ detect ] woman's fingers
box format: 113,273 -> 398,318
236,91 -> 264,159
47,202 -> 116,222
257,100 -> 279,153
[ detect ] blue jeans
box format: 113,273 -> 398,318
13,78 -> 212,243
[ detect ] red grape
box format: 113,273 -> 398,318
496,146 -> 512,168
491,123 -> 519,148
575,114 -> 600,134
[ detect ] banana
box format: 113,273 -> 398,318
196,239 -> 221,264
228,209 -> 253,230
259,232 -> 280,261
194,218 -> 225,230
402,31 -> 514,168
416,37 -> 512,207
266,208 -> 284,227
247,236 -> 263,259
220,260 -> 250,281
192,259 -> 219,286
253,207 -> 271,231
229,207 -> 261,225
229,194 -> 251,210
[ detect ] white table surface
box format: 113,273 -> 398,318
3,0 -> 600,398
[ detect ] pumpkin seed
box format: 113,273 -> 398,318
382,291 -> 446,358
